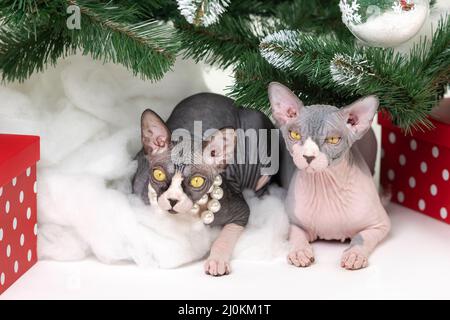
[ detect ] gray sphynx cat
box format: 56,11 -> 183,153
132,93 -> 277,276
270,82 -> 390,270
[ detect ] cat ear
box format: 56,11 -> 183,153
203,128 -> 236,168
340,96 -> 379,139
268,82 -> 304,126
141,109 -> 171,155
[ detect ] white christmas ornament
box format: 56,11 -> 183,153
339,0 -> 429,47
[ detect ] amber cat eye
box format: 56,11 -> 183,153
190,176 -> 205,188
326,136 -> 341,144
289,130 -> 301,141
152,168 -> 166,182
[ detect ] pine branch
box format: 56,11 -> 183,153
258,26 -> 448,130
0,0 -> 51,25
230,52 -> 291,113
275,0 -> 351,40
330,53 -> 373,86
0,0 -> 447,132
176,0 -> 230,27
69,0 -> 179,81
0,14 -> 74,82
0,0 -> 40,16
421,18 -> 450,99
229,52 -> 354,114
133,0 -> 180,21
0,0 -> 180,82
227,0 -> 286,16
175,14 -> 266,68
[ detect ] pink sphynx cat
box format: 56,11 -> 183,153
269,82 -> 390,270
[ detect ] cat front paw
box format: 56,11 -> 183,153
287,246 -> 315,268
341,246 -> 368,270
204,257 -> 231,276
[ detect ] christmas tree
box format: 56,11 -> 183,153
0,0 -> 448,130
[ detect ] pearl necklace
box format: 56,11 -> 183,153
189,175 -> 223,224
147,175 -> 224,225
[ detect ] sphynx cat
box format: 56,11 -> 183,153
133,93 -> 276,276
269,82 -> 390,270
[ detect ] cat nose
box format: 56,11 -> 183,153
168,199 -> 179,208
303,155 -> 315,164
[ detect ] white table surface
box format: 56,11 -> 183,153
1,203 -> 450,300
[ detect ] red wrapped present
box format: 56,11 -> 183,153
0,134 -> 40,294
379,113 -> 450,224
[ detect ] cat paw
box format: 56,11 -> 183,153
204,257 -> 231,276
287,247 -> 315,267
341,247 -> 368,270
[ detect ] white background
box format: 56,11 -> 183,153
2,203 -> 450,300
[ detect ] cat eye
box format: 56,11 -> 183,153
190,176 -> 205,188
152,168 -> 166,182
326,136 -> 341,145
289,130 -> 301,141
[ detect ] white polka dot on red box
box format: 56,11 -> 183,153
409,177 -> 416,188
430,184 -> 438,196
388,170 -> 395,181
441,208 -> 448,220
410,139 -> 418,151
443,169 -> 449,181
420,162 -> 428,173
418,199 -> 426,211
389,132 -> 396,144
399,154 -> 406,166
432,146 -> 440,158
397,191 -> 405,203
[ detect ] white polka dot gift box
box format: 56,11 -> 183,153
379,113 -> 449,224
0,134 -> 40,294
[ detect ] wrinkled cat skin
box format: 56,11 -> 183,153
269,82 -> 390,270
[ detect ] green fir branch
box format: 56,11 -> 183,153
176,0 -> 231,27
68,0 -> 179,81
0,0 -> 448,131
0,0 -> 180,82
176,14 -> 266,68
0,10 -> 72,82
229,52 -> 354,114
258,26 -> 448,130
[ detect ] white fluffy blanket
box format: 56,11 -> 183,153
0,56 -> 290,268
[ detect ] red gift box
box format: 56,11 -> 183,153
0,134 -> 40,294
379,113 -> 450,224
